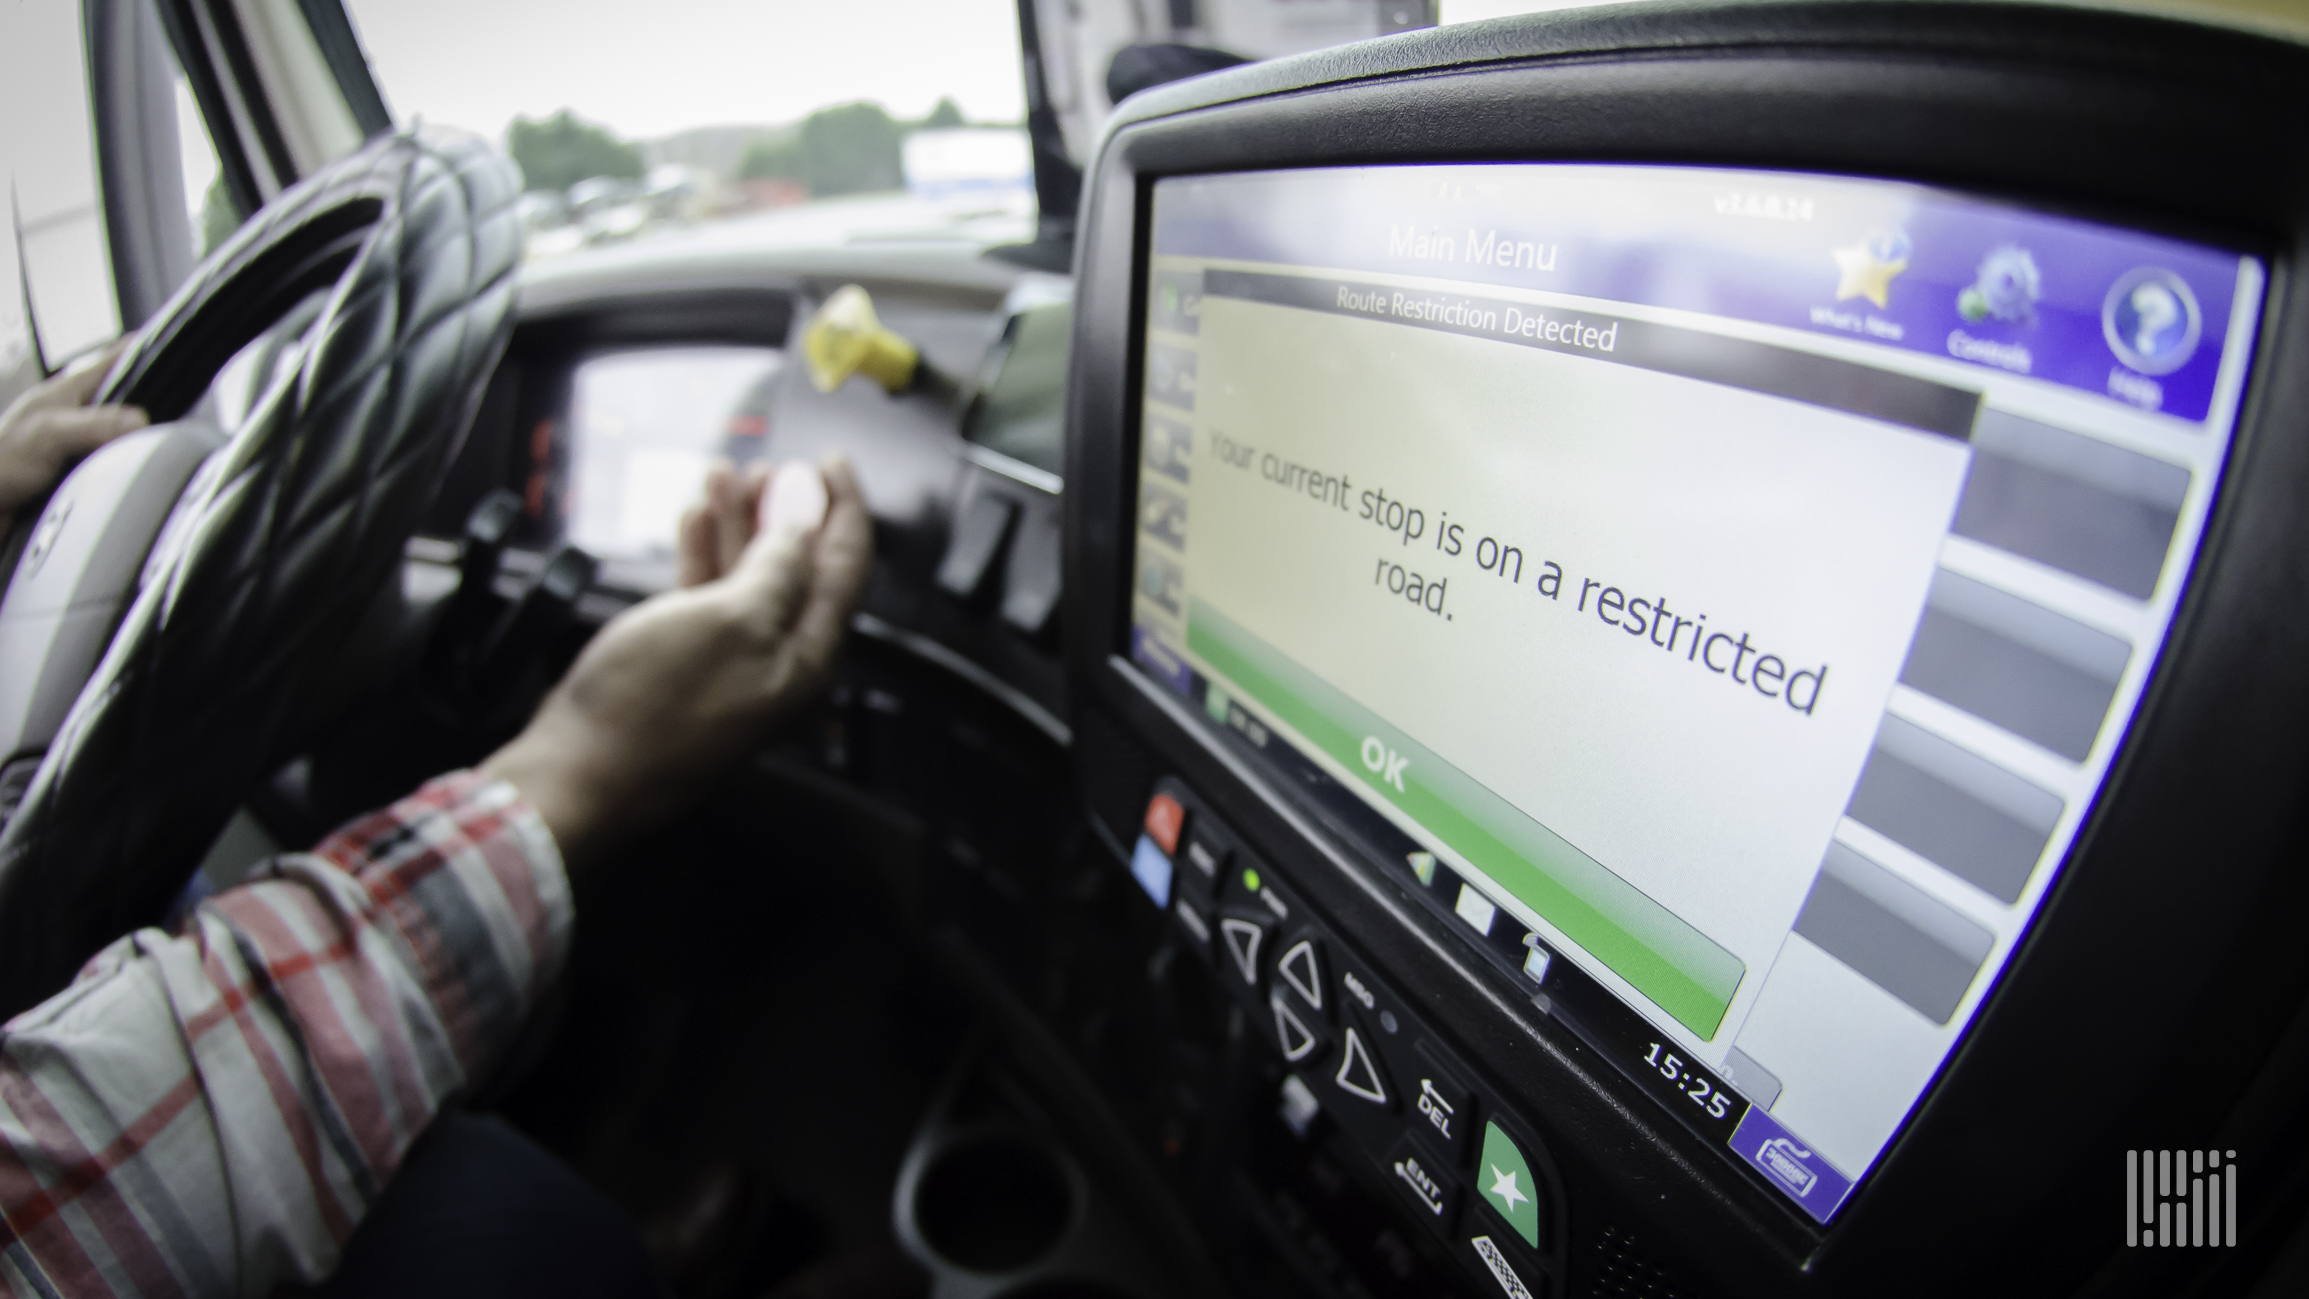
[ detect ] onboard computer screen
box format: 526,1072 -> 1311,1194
1124,163 -> 2264,1222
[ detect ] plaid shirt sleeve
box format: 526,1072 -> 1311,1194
0,772 -> 573,1299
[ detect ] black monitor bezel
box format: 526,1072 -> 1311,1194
1061,4 -> 2309,1292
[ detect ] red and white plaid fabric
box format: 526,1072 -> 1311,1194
0,772 -> 571,1297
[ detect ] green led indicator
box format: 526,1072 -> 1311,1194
1243,868 -> 1261,892
1205,683 -> 1232,725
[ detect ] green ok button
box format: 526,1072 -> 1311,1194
1478,1121 -> 1542,1249
1186,599 -> 1746,1040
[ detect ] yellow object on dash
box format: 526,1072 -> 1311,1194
802,284 -> 921,394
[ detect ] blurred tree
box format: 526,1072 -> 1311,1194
799,102 -> 902,196
733,99 -> 973,199
921,97 -> 967,129
737,133 -> 806,182
506,111 -> 644,192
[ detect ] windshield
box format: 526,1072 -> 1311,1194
340,0 -> 2300,269
343,0 -> 1034,259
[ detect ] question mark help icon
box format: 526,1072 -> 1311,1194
2104,268 -> 2202,376
2130,284 -> 2179,354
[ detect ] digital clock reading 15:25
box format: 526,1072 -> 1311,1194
1645,1042 -> 1734,1120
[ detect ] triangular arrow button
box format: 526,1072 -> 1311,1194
1271,995 -> 1320,1063
1277,939 -> 1323,1012
1335,1026 -> 1389,1106
1220,917 -> 1265,987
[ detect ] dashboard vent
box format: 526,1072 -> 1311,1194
1589,1223 -> 1684,1299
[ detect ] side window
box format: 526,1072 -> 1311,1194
0,189 -> 32,404
0,0 -> 248,375
0,0 -> 123,369
102,0 -> 250,322
169,43 -> 244,259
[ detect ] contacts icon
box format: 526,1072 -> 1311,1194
2103,267 -> 2202,376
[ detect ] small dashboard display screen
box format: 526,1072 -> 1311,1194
1126,163 -> 2263,1221
564,346 -> 783,562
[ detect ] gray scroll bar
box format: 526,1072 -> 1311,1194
1795,841 -> 1994,1024
1200,268 -> 1981,440
1898,570 -> 2131,762
1845,713 -> 2064,903
1953,410 -> 2189,600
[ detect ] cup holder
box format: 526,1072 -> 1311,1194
910,1131 -> 1077,1273
895,1064 -> 1177,1299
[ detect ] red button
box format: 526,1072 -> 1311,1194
1144,793 -> 1186,855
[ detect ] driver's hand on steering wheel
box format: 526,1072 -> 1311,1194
480,454 -> 871,874
0,339 -> 147,536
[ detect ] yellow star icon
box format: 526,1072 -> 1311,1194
1832,238 -> 1907,309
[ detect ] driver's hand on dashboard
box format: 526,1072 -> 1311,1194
675,458 -> 773,588
0,338 -> 147,535
480,454 -> 871,873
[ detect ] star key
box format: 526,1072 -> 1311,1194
1488,1164 -> 1529,1213
1477,1120 -> 1543,1250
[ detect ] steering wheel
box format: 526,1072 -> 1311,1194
0,129 -> 521,1017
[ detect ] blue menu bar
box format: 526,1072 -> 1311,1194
1153,165 -> 2252,424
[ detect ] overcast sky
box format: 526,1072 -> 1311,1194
342,0 -> 1032,143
